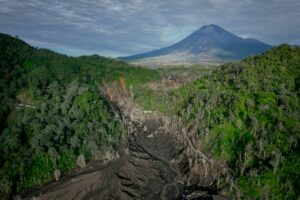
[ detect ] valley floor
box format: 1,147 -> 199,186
20,105 -> 228,200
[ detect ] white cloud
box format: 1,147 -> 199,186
238,33 -> 253,39
160,25 -> 197,44
1,0 -> 299,56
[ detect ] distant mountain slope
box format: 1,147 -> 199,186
120,24 -> 272,65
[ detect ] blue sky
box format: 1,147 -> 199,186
1,0 -> 300,57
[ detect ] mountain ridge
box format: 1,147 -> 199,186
119,24 -> 272,65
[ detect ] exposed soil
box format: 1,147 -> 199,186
19,117 -> 228,200
17,84 -> 231,200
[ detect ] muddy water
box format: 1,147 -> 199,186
21,119 -> 226,200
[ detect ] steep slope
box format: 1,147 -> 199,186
0,33 -> 160,196
134,44 -> 300,199
120,24 -> 272,65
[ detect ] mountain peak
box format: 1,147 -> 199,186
198,24 -> 224,32
201,24 -> 222,29
120,25 -> 272,65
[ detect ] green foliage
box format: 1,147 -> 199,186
137,45 -> 300,199
134,66 -> 214,114
0,33 -> 160,194
21,153 -> 54,188
57,151 -> 76,171
188,46 -> 300,199
1,34 -> 299,199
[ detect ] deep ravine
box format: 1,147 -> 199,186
19,114 -> 228,200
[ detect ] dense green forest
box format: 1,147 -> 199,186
138,45 -> 300,199
0,33 -> 160,194
1,33 -> 300,200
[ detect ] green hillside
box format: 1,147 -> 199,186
1,33 -> 300,199
141,44 -> 300,199
0,33 -> 160,194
